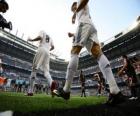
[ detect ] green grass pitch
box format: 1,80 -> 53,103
0,92 -> 107,112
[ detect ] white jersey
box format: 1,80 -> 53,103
77,0 -> 93,25
0,59 -> 2,64
38,31 -> 54,51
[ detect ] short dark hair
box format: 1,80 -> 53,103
71,2 -> 77,11
0,0 -> 9,10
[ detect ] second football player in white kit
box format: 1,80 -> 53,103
27,30 -> 57,96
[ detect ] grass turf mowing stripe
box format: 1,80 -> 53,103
0,92 -> 107,112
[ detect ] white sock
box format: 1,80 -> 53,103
30,71 -> 36,78
63,54 -> 79,92
28,76 -> 35,93
29,71 -> 36,93
44,71 -> 53,87
98,54 -> 120,94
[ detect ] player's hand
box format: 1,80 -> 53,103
68,32 -> 74,37
72,12 -> 76,24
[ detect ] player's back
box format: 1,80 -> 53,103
38,31 -> 53,51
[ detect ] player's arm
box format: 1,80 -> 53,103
76,0 -> 89,13
118,59 -> 127,76
68,32 -> 75,38
27,36 -> 42,42
50,39 -> 54,51
50,45 -> 54,51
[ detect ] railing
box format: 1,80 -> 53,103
0,29 -> 37,51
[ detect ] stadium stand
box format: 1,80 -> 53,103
0,16 -> 140,95
73,16 -> 140,95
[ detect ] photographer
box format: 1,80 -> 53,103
0,0 -> 9,13
0,14 -> 12,30
0,0 -> 12,30
118,55 -> 138,100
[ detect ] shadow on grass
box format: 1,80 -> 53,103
14,98 -> 140,116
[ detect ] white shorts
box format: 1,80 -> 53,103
73,23 -> 99,54
32,47 -> 50,72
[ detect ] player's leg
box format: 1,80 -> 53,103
53,23 -> 89,100
129,76 -> 138,100
44,70 -> 53,88
90,42 -> 126,104
81,88 -> 83,97
81,86 -> 83,97
43,50 -> 58,97
132,74 -> 138,99
98,85 -> 102,96
27,50 -> 43,95
43,58 -> 57,97
91,42 -> 120,94
53,46 -> 82,100
85,23 -> 126,103
63,24 -> 91,94
63,46 -> 82,93
83,87 -> 86,97
85,24 -> 120,94
28,68 -> 36,96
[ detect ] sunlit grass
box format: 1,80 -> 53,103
0,92 -> 107,112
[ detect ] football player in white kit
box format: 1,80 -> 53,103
53,0 -> 126,105
27,30 -> 57,97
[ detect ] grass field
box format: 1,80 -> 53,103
1,92 -> 140,116
0,92 -> 107,112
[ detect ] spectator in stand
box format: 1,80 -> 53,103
93,73 -> 104,96
132,56 -> 140,75
79,70 -> 86,97
118,55 -> 138,100
0,77 -> 8,91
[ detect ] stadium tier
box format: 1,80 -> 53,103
0,16 -> 140,93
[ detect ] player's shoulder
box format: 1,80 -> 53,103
39,30 -> 46,35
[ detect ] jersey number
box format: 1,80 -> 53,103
46,36 -> 50,43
